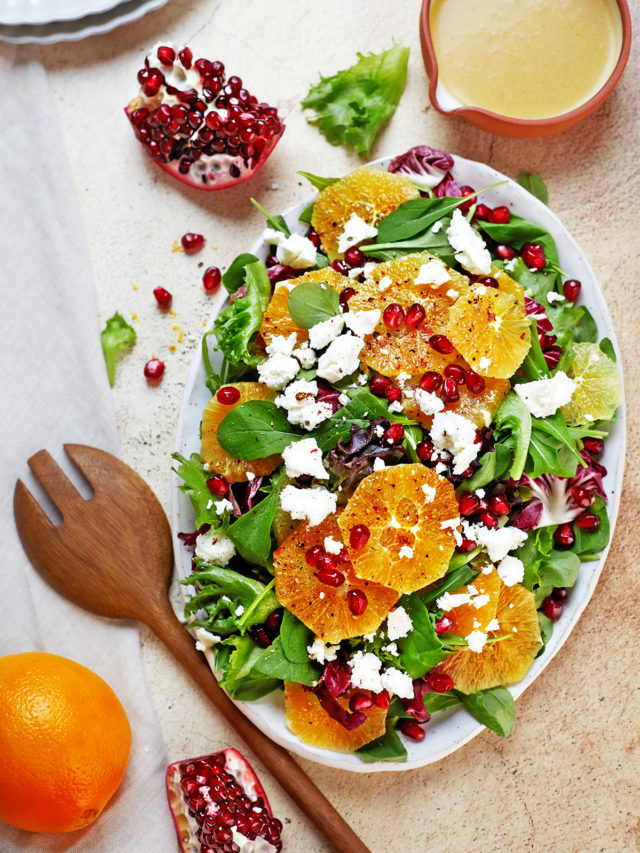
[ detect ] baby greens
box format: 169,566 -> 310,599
101,311 -> 137,387
214,259 -> 271,366
287,281 -> 340,328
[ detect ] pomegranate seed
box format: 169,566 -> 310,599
344,246 -> 365,267
405,303 -> 426,329
570,486 -> 593,508
488,205 -> 511,224
369,374 -> 391,397
488,495 -> 510,516
553,523 -> 575,549
317,567 -> 345,587
144,358 -> 165,380
305,545 -> 324,567
383,423 -> 404,445
457,538 -> 477,553
464,370 -> 485,395
153,286 -> 172,307
143,69 -> 163,97
478,509 -> 498,528
418,371 -> 442,392
383,303 -> 405,329
440,377 -> 460,403
316,554 -> 336,573
331,259 -> 350,275
181,232 -> 205,253
347,589 -> 368,616
575,511 -> 600,531
435,615 -> 454,635
429,334 -> 454,354
563,279 -> 582,302
373,690 -> 391,709
583,437 -> 603,458
474,203 -> 491,221
253,626 -> 272,648
307,228 -> 321,248
350,524 -> 370,550
385,385 -> 402,404
157,45 -> 176,65
521,242 -> 546,269
542,596 -> 563,621
203,266 -> 222,293
552,587 -> 568,602
216,386 -> 241,405
495,244 -> 516,261
265,608 -> 283,634
339,286 -> 357,309
416,440 -> 434,461
459,493 -> 480,517
178,47 -> 193,68
335,548 -> 349,564
349,691 -> 374,712
427,673 -> 454,693
475,275 -> 499,289
206,474 -> 228,496
457,185 -> 476,214
399,719 -> 425,741
444,363 -> 465,385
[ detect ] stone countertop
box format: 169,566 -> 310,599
36,1 -> 640,850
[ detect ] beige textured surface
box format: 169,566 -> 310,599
34,1 -> 639,850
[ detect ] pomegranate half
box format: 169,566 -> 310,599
166,749 -> 283,853
126,44 -> 285,191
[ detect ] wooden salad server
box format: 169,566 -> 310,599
14,444 -> 371,853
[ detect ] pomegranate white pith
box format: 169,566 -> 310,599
126,43 -> 285,191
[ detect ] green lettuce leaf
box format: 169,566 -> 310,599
172,452 -> 228,528
101,311 -> 137,386
213,260 -> 271,366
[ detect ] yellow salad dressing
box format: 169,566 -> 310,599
429,0 -> 622,119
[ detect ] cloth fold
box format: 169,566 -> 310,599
0,45 -> 175,851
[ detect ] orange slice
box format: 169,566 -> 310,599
337,464 -> 459,594
259,267 -> 349,349
284,682 -> 387,752
311,167 -> 419,260
433,581 -> 542,694
200,382 -> 280,483
493,267 -> 525,305
446,287 -> 531,379
274,515 -> 399,643
437,563 -> 501,638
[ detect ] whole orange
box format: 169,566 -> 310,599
0,652 -> 131,833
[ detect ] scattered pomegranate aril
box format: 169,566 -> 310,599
457,185 -> 476,214
583,437 -> 604,458
521,241 -> 546,269
153,286 -> 172,307
428,334 -> 454,354
552,587 -> 568,602
488,205 -> 511,224
435,615 -> 454,635
418,371 -> 443,393
305,545 -> 324,567
344,246 -> 365,267
383,423 -> 405,445
553,523 -> 575,549
339,286 -> 357,309
369,374 -> 391,397
416,440 -> 434,461
252,626 -> 272,648
541,596 -> 563,622
405,303 -> 426,329
399,719 -> 426,741
440,377 -> 460,403
166,749 -> 282,853
203,266 -> 222,293
206,474 -> 228,496
569,485 -> 593,509
216,385 -> 241,405
474,203 -> 491,221
307,228 -> 321,248
385,385 -> 402,404
475,275 -> 499,289
347,589 -> 368,616
488,495 -> 510,516
316,554 -> 337,573
563,279 -> 582,302
349,524 -> 370,550
383,303 -> 405,329
265,608 -> 283,636
443,363 -> 465,385
126,45 -> 285,191
457,537 -> 477,553
459,493 -> 480,517
478,509 -> 498,529
144,358 -> 165,381
427,673 -> 454,693
181,232 -> 205,253
349,691 -> 374,712
331,259 -> 350,276
372,690 -> 391,709
464,370 -> 485,395
317,567 -> 345,587
575,511 -> 600,531
495,244 -> 516,261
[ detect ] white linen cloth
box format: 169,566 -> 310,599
0,46 -> 175,851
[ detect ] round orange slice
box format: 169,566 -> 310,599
437,563 -> 501,638
200,382 -> 280,483
337,464 -> 459,594
284,682 -> 387,752
274,515 -> 399,644
311,167 -> 419,259
493,267 -> 525,305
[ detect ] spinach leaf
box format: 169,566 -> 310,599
422,564 -> 480,607
537,612 -> 554,657
221,253 -> 260,294
298,171 -> 338,191
573,305 -> 598,343
101,311 -> 137,386
250,198 -> 290,236
538,550 -> 581,589
457,686 -> 515,737
217,401 -> 303,459
457,442 -> 512,492
298,202 -> 315,225
478,214 -> 559,266
531,412 -> 584,468
600,337 -> 616,361
375,196 -> 463,242
287,281 -> 340,328
424,691 -> 461,714
220,636 -> 280,700
172,452 -> 227,528
279,609 -> 315,664
228,470 -> 287,567
254,636 -> 319,685
520,318 -> 551,380
569,497 -> 610,556
397,594 -> 447,678
301,42 -> 410,156
517,171 -> 549,205
356,719 -> 407,762
213,260 -> 271,366
494,393 -> 532,480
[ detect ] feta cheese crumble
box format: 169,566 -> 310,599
275,379 -> 334,430
415,388 -> 445,417
547,291 -> 566,304
387,606 -> 413,640
497,555 -> 525,587
265,332 -> 297,357
344,308 -> 381,337
308,314 -> 345,350
323,536 -> 343,555
257,351 -> 300,389
422,484 -> 436,503
415,258 -> 451,286
514,371 -> 576,418
282,437 -> 328,480
380,667 -> 414,699
463,521 -> 527,562
307,637 -> 340,664
348,651 -> 383,692
195,530 -> 236,566
478,356 -> 492,372
292,342 -> 317,368
215,498 -> 234,516
398,545 -> 414,559
430,411 -> 481,475
446,208 -> 492,275
466,630 -> 488,653
372,457 -> 386,471
262,228 -> 317,269
337,213 -> 378,253
279,485 -> 337,527
378,275 -> 393,292
316,333 -> 364,383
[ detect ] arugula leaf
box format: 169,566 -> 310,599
172,452 -> 226,528
301,42 -> 410,156
457,686 -> 515,737
517,171 -> 549,205
101,311 -> 137,386
520,318 -> 551,380
220,636 -> 280,700
356,719 -> 407,762
213,260 -> 271,366
478,213 -> 559,266
221,253 -> 260,294
494,393 -> 532,480
184,568 -> 278,635
228,470 -> 287,567
287,281 -> 340,328
298,171 -> 339,191
397,594 -> 446,678
250,198 -> 290,236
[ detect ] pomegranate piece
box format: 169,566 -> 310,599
182,232 -> 205,253
126,43 -> 285,191
153,286 -> 172,307
488,205 -> 511,224
216,385 -> 241,405
166,749 -> 283,853
203,266 -> 222,293
563,279 -> 582,302
521,242 -> 546,269
144,358 -> 165,381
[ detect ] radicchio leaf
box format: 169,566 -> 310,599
433,172 -> 462,198
388,145 -> 455,190
315,688 -> 366,731
321,656 -> 352,698
525,296 -> 553,334
512,463 -> 606,530
399,677 -> 431,723
178,523 -> 211,547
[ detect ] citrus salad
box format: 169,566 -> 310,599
174,147 -> 622,762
